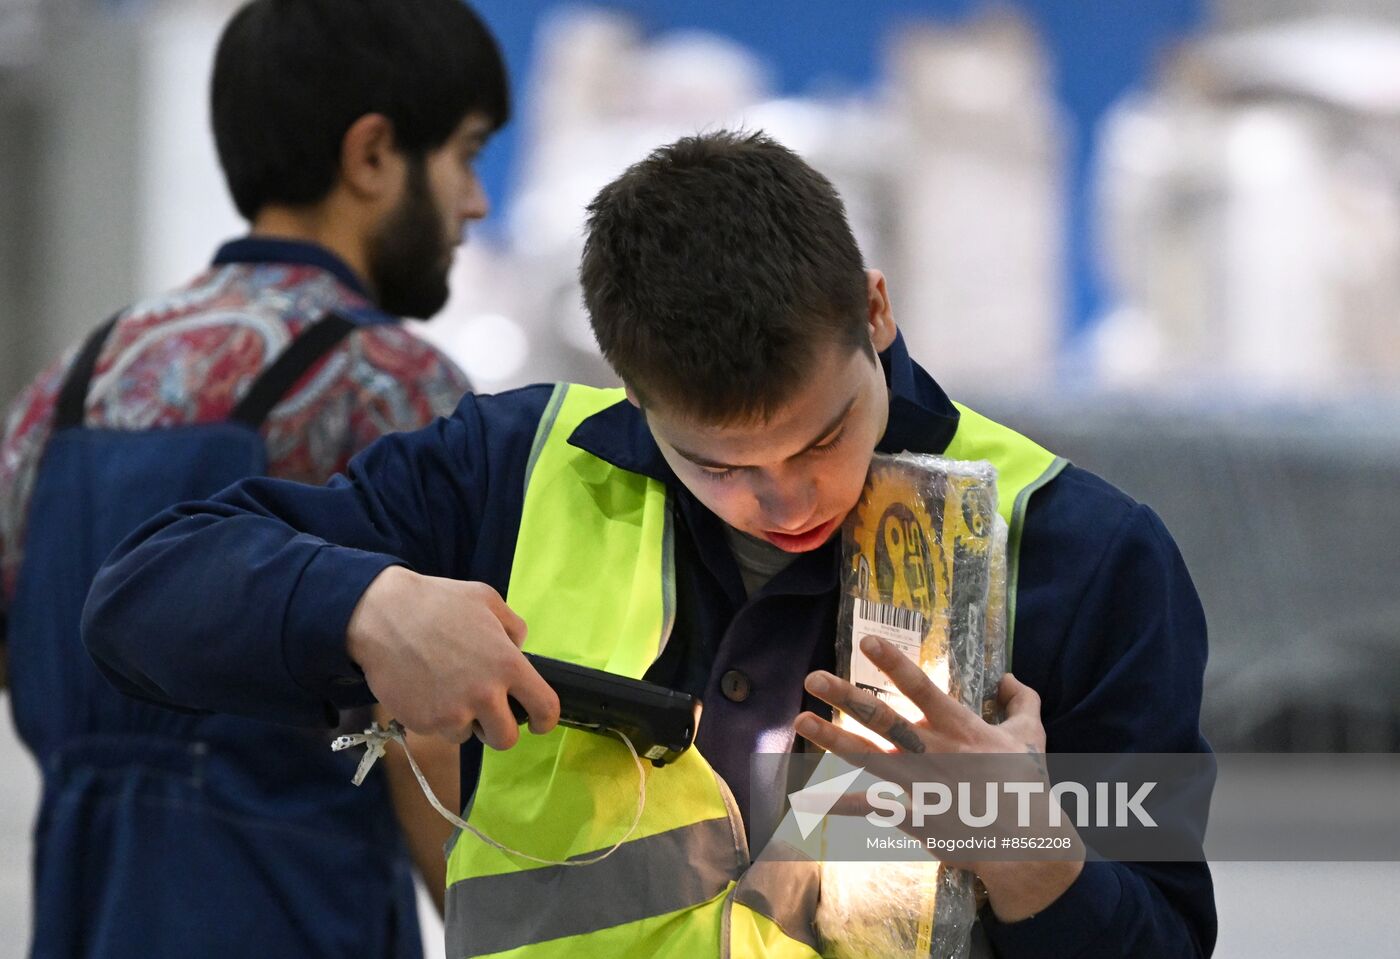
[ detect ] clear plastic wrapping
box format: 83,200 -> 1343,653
816,453 -> 1006,959
982,515 -> 1010,725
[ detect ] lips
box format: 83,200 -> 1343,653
762,515 -> 840,553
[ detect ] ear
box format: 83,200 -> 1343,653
339,113 -> 404,202
865,269 -> 897,353
624,385 -> 641,409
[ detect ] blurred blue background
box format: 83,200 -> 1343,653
468,0 -> 1205,337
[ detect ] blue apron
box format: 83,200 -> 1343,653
6,314 -> 423,959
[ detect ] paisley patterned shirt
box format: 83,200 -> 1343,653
0,238 -> 470,618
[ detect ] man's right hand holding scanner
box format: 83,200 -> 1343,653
346,565 -> 560,747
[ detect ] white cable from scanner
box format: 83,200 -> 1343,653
332,719 -> 646,867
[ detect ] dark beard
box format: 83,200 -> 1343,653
367,156 -> 453,319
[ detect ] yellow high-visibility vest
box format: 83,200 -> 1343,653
443,384 -> 1065,959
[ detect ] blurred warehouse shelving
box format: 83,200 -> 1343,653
1094,15 -> 1400,394
417,6 -> 1065,396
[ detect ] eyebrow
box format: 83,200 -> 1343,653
674,395 -> 858,471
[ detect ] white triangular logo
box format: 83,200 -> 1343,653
788,766 -> 865,840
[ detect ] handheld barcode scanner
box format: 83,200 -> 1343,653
508,653 -> 703,767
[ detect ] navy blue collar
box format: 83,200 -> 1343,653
212,236 -> 374,302
568,330 -> 961,483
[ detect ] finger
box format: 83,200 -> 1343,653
795,710 -> 902,757
440,722 -> 474,745
804,672 -> 928,754
997,673 -> 1046,752
386,705 -> 456,741
857,635 -> 966,726
512,657 -> 561,735
472,700 -> 521,751
497,604 -> 528,648
477,586 -> 529,648
829,789 -> 882,819
794,711 -> 877,755
998,672 -> 1041,721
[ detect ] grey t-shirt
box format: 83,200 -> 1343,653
724,525 -> 799,597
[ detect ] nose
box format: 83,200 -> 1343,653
755,472 -> 818,533
462,176 -> 489,222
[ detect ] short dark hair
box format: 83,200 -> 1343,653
212,0 -> 509,220
581,130 -> 870,424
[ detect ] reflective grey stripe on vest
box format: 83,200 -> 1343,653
522,382 -> 569,492
1006,455 -> 1068,664
445,816 -> 742,958
657,497 -> 677,662
727,851 -> 821,954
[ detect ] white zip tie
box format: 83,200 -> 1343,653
332,719 -> 647,867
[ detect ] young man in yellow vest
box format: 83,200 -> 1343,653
86,131 -> 1215,958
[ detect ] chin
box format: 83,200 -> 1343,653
381,277 -> 450,320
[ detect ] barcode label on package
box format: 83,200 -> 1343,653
851,598 -> 925,697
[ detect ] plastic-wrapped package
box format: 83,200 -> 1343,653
831,452 -> 998,739
981,515 -> 1010,724
817,453 -> 1003,959
817,858 -> 977,959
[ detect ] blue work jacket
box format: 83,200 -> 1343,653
85,333 -> 1217,958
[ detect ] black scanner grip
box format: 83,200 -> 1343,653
507,653 -> 702,767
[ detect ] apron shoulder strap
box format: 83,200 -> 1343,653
228,312 -> 358,429
53,313 -> 122,431
51,310 -> 358,433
